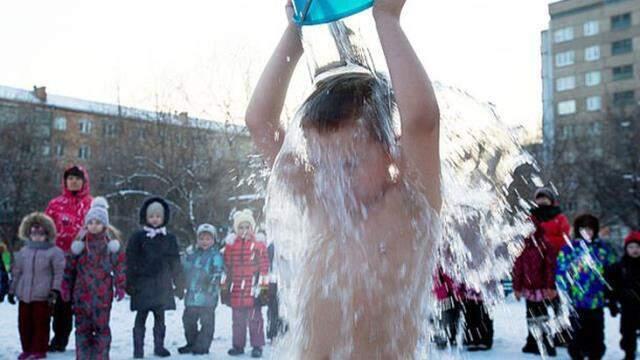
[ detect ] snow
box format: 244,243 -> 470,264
0,298 -> 627,359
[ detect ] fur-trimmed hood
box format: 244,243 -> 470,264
139,197 -> 171,227
18,212 -> 57,242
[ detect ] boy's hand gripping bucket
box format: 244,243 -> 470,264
293,0 -> 374,26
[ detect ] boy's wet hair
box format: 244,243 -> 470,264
300,62 -> 397,153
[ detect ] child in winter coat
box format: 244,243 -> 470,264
10,212 -> 65,360
432,267 -> 463,349
126,197 -> 185,358
61,197 -> 126,360
556,214 -> 617,360
221,210 -> 269,358
512,221 -> 557,356
460,285 -> 493,351
177,224 -> 224,356
606,230 -> 640,360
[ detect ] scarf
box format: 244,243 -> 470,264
25,240 -> 53,250
530,205 -> 563,222
144,226 -> 167,238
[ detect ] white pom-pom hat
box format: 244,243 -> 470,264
85,196 -> 110,226
233,209 -> 255,234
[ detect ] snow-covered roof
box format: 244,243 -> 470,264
0,84 -> 246,134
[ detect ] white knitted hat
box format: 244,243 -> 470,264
233,209 -> 255,233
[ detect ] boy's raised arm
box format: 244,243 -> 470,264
245,1 -> 304,166
374,0 -> 441,210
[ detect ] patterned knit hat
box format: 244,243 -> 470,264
197,223 -> 217,238
85,197 -> 109,227
534,187 -> 556,203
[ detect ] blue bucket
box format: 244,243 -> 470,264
293,0 -> 374,26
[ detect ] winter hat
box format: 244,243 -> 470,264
573,213 -> 600,239
18,212 -> 57,242
534,187 -> 555,203
85,197 -> 109,227
64,166 -> 85,181
624,230 -> 640,248
233,209 -> 256,233
146,201 -> 165,219
197,223 -> 217,238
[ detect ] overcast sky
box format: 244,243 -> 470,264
0,0 -> 553,132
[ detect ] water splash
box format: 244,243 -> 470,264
255,17 -> 541,359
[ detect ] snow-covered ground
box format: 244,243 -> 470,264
0,298 -> 626,359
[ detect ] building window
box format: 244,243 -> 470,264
612,64 -> 634,81
586,96 -> 602,111
611,13 -> 631,31
104,123 -> 118,136
561,125 -> 575,139
563,150 -> 577,163
42,145 -> 51,156
79,119 -> 93,134
613,90 -> 635,106
556,76 -> 576,91
587,122 -> 602,136
78,145 -> 91,160
55,143 -> 64,157
558,100 -> 577,115
583,20 -> 599,36
555,51 -> 575,67
585,71 -> 601,86
53,116 -> 67,131
612,38 -> 633,55
584,45 -> 600,61
554,27 -> 574,43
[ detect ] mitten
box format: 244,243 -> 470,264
115,288 -> 126,302
48,290 -> 60,307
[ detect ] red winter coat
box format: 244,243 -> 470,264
432,268 -> 462,302
61,232 -> 126,310
223,234 -> 269,308
512,228 -> 556,301
45,165 -> 92,253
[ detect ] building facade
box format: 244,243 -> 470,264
541,0 -> 640,231
0,84 -> 253,248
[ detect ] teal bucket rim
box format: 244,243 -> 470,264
294,0 -> 374,26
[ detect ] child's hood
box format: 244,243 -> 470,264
18,212 -> 57,243
139,196 -> 171,227
61,164 -> 91,198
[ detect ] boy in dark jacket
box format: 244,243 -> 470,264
178,224 -> 224,355
126,197 -> 186,358
512,222 -> 557,356
61,197 -> 126,360
556,214 -> 617,360
10,212 -> 65,360
607,230 -> 640,360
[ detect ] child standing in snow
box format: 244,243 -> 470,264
460,285 -> 493,351
606,230 -> 640,360
556,214 -> 617,360
61,197 -> 126,360
177,224 -> 224,355
126,197 -> 185,358
512,220 -> 557,356
10,212 -> 65,360
221,210 -> 269,358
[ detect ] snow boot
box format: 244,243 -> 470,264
228,347 -> 245,356
522,341 -> 540,354
251,347 -> 263,358
178,345 -> 194,354
17,353 -> 31,360
153,325 -> 171,357
28,353 -> 47,359
133,326 -> 145,359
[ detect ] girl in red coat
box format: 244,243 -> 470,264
512,221 -> 557,357
222,209 -> 269,358
61,197 -> 126,360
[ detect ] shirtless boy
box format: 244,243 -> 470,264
246,0 -> 441,358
